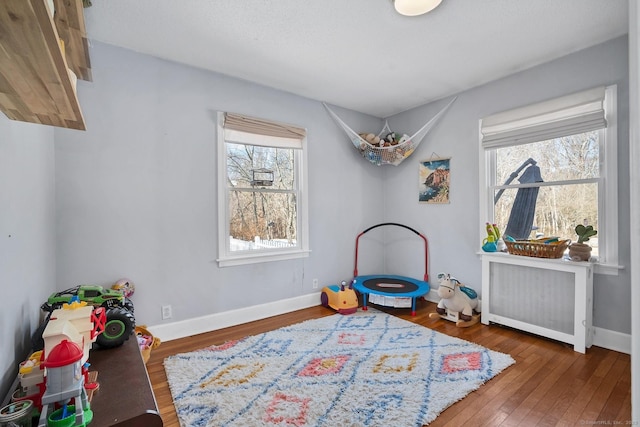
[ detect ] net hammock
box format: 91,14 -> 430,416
323,97 -> 456,166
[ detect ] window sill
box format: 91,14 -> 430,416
217,249 -> 310,267
477,251 -> 623,276
593,262 -> 624,276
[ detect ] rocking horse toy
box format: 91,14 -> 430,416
428,272 -> 480,327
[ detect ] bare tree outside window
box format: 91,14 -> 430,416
226,142 -> 297,251
493,131 -> 600,254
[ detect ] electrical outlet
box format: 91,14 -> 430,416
312,278 -> 319,289
162,305 -> 172,320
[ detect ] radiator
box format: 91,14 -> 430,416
481,253 -> 594,353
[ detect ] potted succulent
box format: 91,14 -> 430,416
568,224 -> 597,261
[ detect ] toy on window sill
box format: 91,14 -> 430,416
429,272 -> 480,327
320,280 -> 359,315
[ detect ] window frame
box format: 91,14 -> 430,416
216,112 -> 310,267
479,85 -> 620,275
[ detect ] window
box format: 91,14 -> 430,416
480,85 -> 619,274
217,112 -> 309,267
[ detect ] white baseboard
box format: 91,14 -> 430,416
423,289 -> 440,304
147,292 -> 322,342
148,291 -> 631,355
592,327 -> 631,354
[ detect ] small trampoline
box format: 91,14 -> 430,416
351,223 -> 430,316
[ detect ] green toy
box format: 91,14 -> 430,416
39,285 -> 135,349
45,285 -> 131,311
575,224 -> 597,243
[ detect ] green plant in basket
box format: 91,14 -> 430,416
569,224 -> 597,261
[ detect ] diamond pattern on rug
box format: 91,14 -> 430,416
263,392 -> 311,427
297,355 -> 350,377
440,351 -> 482,374
164,309 -> 515,427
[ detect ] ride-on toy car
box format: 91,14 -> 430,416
321,280 -> 359,315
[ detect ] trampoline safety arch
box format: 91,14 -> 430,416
352,223 -> 430,316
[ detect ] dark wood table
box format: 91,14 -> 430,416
87,335 -> 163,426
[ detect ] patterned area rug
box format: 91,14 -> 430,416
164,309 -> 515,427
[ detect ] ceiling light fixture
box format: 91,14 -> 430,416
394,0 -> 443,16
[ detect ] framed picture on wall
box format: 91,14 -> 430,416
419,157 -> 451,204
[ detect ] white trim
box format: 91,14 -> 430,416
217,249 -> 310,267
216,111 -> 310,267
593,262 -> 625,276
629,1 -> 640,421
147,292 -> 322,342
479,120 -> 495,250
217,112 -> 229,262
600,86 -> 618,267
297,132 -> 310,256
493,178 -> 599,189
592,327 -> 631,355
422,289 -> 441,305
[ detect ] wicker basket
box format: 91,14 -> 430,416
135,325 -> 161,364
504,239 -> 570,259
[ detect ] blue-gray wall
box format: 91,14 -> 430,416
53,41 -> 384,327
0,116 -> 56,401
384,36 -> 630,335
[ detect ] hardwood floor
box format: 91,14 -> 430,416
146,300 -> 631,426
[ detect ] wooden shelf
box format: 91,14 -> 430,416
0,0 -> 91,130
54,0 -> 92,82
1,337 -> 162,427
88,337 -> 163,427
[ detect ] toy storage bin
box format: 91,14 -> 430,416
0,399 -> 34,427
135,325 -> 161,364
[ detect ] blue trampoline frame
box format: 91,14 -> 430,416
352,223 -> 430,316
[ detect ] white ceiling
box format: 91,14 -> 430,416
83,0 -> 628,118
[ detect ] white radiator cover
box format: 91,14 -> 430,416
481,253 -> 593,353
489,264 -> 574,334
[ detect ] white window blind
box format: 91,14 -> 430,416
224,112 -> 306,149
481,86 -> 607,148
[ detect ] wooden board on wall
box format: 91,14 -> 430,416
0,0 -> 90,130
54,0 -> 92,82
